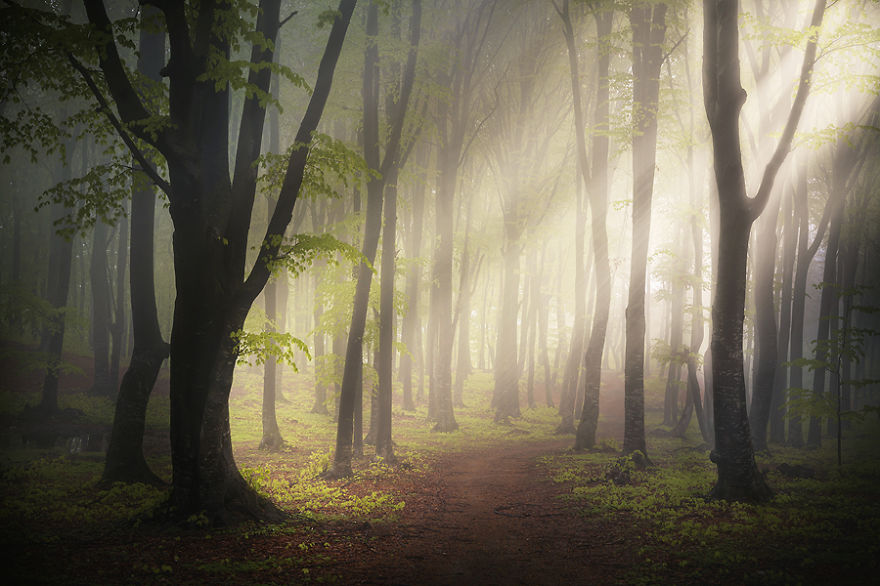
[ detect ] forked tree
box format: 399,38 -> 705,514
702,0 -> 825,500
78,0 -> 358,522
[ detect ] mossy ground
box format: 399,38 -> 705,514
1,353 -> 878,584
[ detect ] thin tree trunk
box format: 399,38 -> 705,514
624,2 -> 667,457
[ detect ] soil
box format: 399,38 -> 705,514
338,440 -> 637,585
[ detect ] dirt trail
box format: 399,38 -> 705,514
345,439 -> 636,585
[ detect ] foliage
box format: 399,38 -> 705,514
258,132 -> 374,201
232,329 -> 311,371
264,232 -> 364,277
240,451 -> 407,522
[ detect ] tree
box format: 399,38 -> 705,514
624,1 -> 667,458
102,6 -> 168,486
428,0 -> 500,433
376,0 -> 422,461
331,0 -> 420,475
702,0 -> 825,501
78,0 -> 358,522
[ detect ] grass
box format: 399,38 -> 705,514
2,358 -> 879,584
540,377 -> 880,585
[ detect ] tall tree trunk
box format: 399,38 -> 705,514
39,191 -> 75,413
525,249 -> 539,409
90,218 -> 114,397
102,9 -> 167,486
702,0 -> 824,500
400,146 -> 427,411
570,4 -> 613,450
807,177 -> 843,447
109,205 -> 128,390
748,194 -> 780,451
376,0 -> 421,459
431,146 -> 459,432
624,1 -> 667,457
538,270 -> 554,408
332,1 -> 384,476
312,202 -> 329,415
770,184 -> 795,444
260,273 -> 284,450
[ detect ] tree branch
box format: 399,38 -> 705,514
661,29 -> 688,65
748,0 -> 826,221
82,0 -> 157,140
239,0 -> 358,308
279,10 -> 297,28
67,52 -> 172,197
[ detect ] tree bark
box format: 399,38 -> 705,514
702,0 -> 824,500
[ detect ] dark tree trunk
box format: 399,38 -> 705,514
568,4 -> 613,450
702,0 -> 823,500
807,177 -> 844,447
624,1 -> 666,457
431,146 -> 459,432
85,0 -> 355,520
311,202 -> 329,415
39,199 -> 75,414
377,0 -> 420,459
102,182 -> 167,486
377,172 -> 398,460
109,205 -> 128,390
333,1 -> 383,476
102,10 -> 167,486
90,219 -> 114,397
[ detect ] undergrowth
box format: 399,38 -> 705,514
542,413 -> 880,585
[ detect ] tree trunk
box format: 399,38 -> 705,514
624,1 -> 666,457
260,272 -> 284,450
400,147 -> 427,411
702,0 -> 824,500
101,10 -> 167,486
807,181 -> 843,447
90,218 -> 114,397
102,181 -> 167,486
377,170 -> 398,460
332,1 -> 384,476
748,194 -> 780,451
109,204 -> 128,391
770,185 -> 795,444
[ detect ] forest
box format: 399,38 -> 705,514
1,0 -> 879,583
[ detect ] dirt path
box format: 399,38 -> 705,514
343,439 -> 637,585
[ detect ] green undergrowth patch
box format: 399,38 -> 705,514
0,455 -> 167,543
240,451 -> 409,523
542,421 -> 880,585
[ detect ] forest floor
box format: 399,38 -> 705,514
327,439 -> 637,585
2,343 -> 880,584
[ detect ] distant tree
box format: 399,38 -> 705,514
331,0 -> 420,475
624,1 -> 667,458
